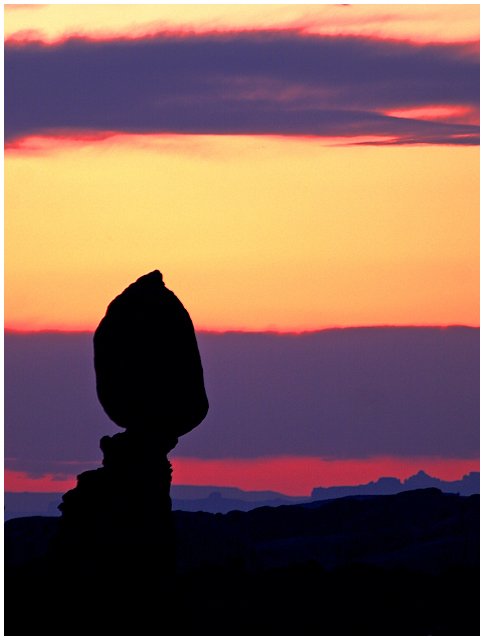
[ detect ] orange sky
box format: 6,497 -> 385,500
5,135 -> 479,331
4,5 -> 480,331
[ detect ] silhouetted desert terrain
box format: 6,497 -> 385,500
5,470 -> 478,520
5,487 -> 479,635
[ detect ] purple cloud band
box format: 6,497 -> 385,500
4,328 -> 479,475
5,32 -> 479,144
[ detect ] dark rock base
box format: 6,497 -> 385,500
35,430 -> 178,633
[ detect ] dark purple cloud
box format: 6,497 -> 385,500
4,332 -> 117,477
4,32 -> 479,144
4,327 -> 479,478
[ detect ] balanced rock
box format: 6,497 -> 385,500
93,270 -> 209,442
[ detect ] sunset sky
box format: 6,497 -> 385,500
4,5 -> 479,494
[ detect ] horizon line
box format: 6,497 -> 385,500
4,324 -> 480,335
5,467 -> 480,497
6,457 -> 480,495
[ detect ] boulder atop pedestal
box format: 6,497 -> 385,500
93,270 -> 208,440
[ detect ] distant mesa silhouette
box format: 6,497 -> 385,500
48,270 -> 209,631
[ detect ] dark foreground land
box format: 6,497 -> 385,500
5,488 -> 479,636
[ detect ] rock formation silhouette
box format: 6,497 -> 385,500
93,269 -> 208,438
48,270 -> 208,632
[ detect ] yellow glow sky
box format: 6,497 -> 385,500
5,4 -> 479,43
5,135 -> 479,331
